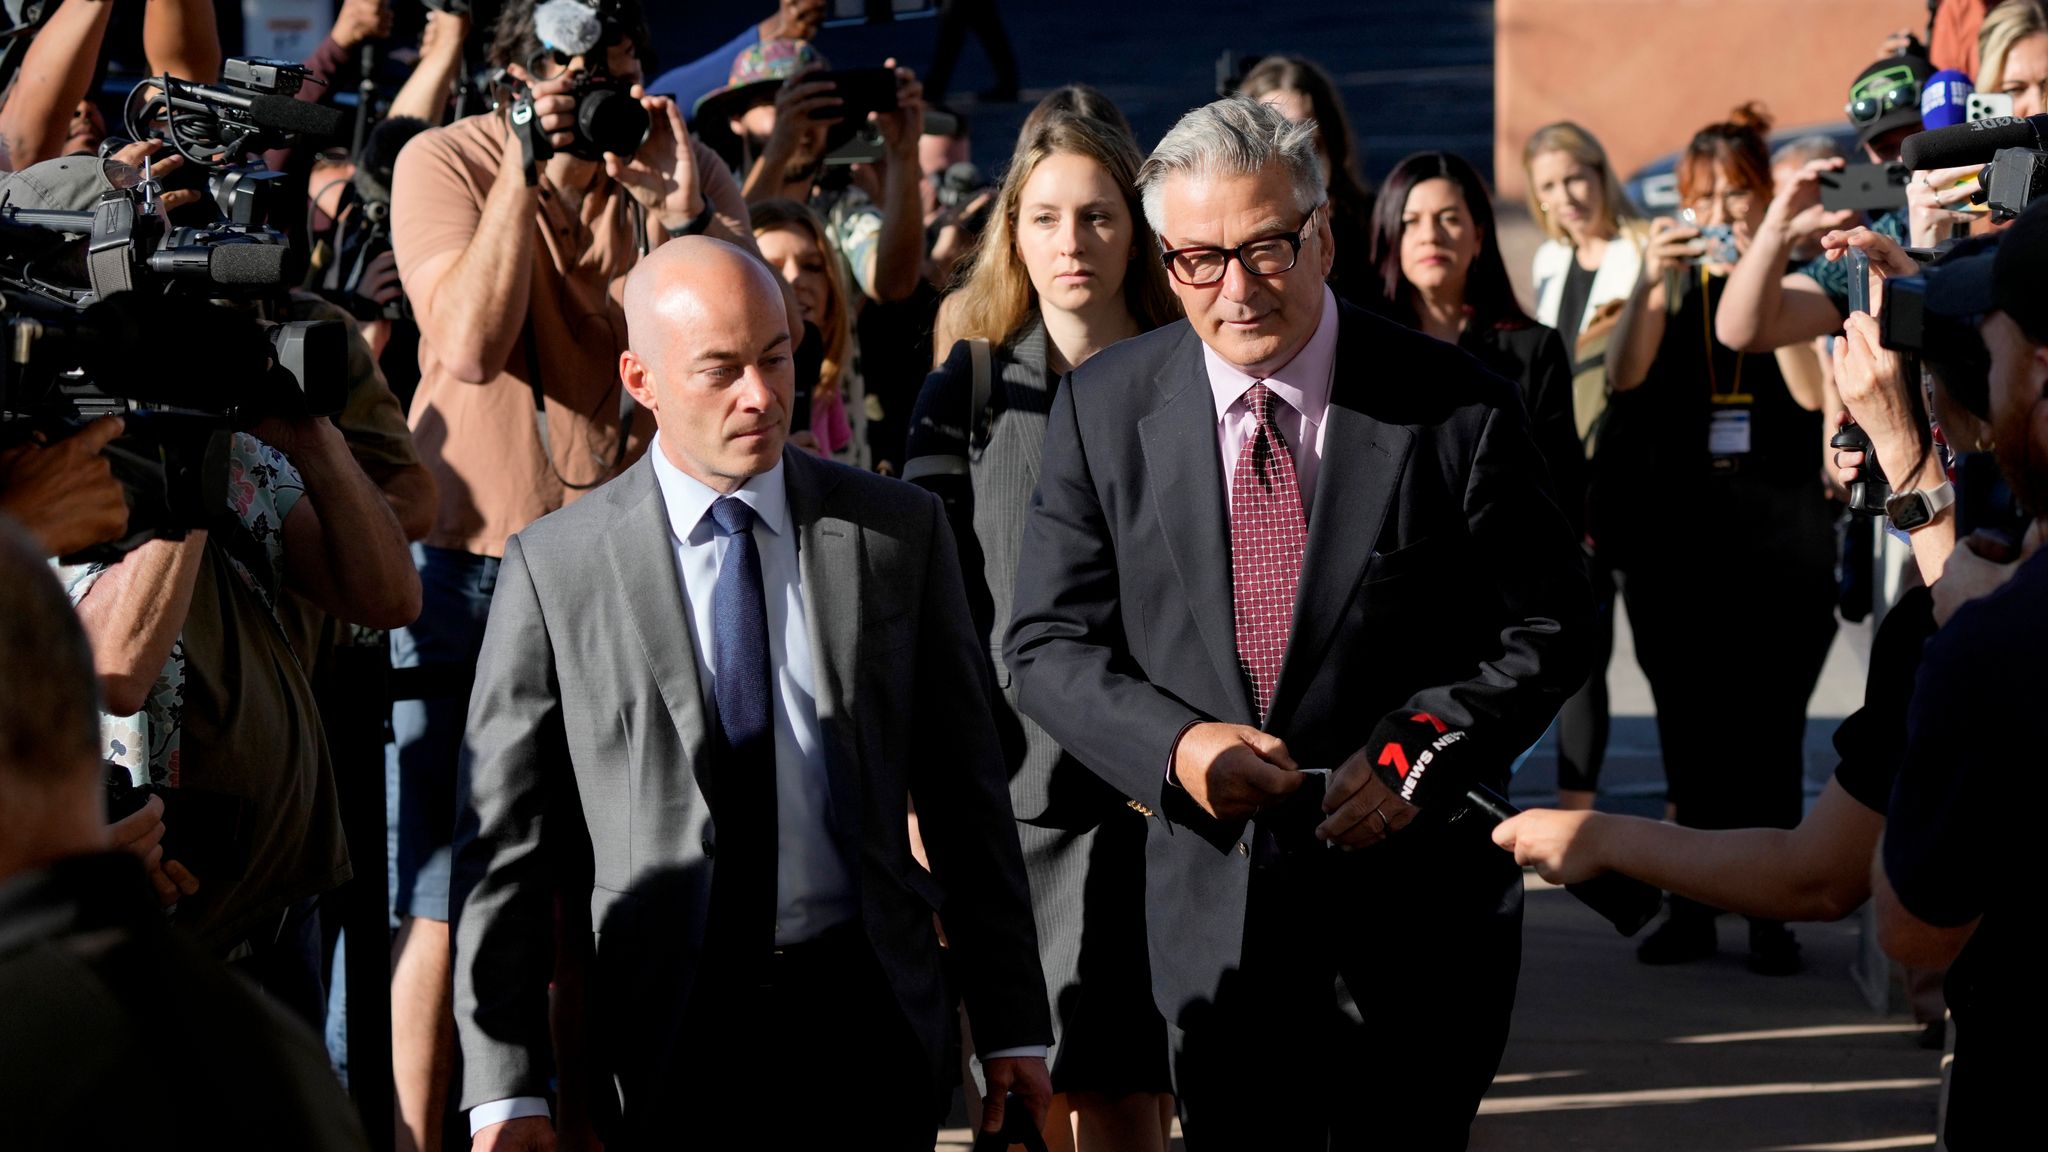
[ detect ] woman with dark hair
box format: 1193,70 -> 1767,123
1601,104 -> 1836,975
1367,150 -> 1584,536
1238,55 -> 1377,305
903,106 -> 1180,1152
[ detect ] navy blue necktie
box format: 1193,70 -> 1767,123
707,497 -> 776,964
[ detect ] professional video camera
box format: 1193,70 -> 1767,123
503,0 -> 650,178
1901,114 -> 2048,221
0,287 -> 346,563
1872,235 -> 2031,540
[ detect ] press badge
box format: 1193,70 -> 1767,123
1709,409 -> 1752,456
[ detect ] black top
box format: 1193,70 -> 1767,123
1830,585 -> 1936,812
1592,268 -> 1825,559
0,854 -> 368,1150
1459,323 -> 1587,538
1553,256 -> 1599,366
1884,549 -> 2048,1149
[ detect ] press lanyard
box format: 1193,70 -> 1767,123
1701,265 -> 1750,404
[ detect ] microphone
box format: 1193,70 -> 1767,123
1900,113 -> 2048,169
1920,69 -> 1975,130
534,0 -> 604,56
1365,710 -> 1662,936
163,83 -> 347,141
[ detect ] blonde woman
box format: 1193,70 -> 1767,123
1978,0 -> 2048,117
1519,120 -> 1647,813
903,106 -> 1178,1152
750,199 -> 865,464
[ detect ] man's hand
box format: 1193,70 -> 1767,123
760,0 -> 827,42
331,0 -> 393,51
1766,159 -> 1858,249
1171,722 -> 1303,821
1317,746 -> 1420,850
0,415 -> 129,558
980,1055 -> 1053,1137
1491,808 -> 1607,886
473,1116 -> 555,1152
1644,216 -> 1705,278
104,138 -> 202,212
504,63 -> 583,154
873,59 -> 925,157
759,68 -> 842,179
107,792 -> 201,907
247,413 -> 349,471
607,92 -> 705,230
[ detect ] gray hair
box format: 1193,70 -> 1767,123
1138,96 -> 1326,237
0,515 -> 100,782
1771,134 -> 1841,170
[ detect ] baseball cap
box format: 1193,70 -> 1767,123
1923,197 -> 2048,345
0,155 -> 120,218
1847,55 -> 1934,149
693,39 -> 831,127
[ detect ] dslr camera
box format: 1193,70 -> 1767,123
506,0 -> 650,170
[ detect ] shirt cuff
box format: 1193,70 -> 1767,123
469,1097 -> 551,1136
1165,719 -> 1205,791
982,1045 -> 1048,1062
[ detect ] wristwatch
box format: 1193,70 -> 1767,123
1884,481 -> 1956,532
663,199 -> 715,238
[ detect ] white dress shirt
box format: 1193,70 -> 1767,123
472,441 -> 1034,1135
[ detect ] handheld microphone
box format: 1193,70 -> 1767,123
1920,69 -> 1975,130
1899,113 -> 2048,170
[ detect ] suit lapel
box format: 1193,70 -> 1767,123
604,456 -> 716,804
1138,329 -> 1254,726
1268,307 -> 1414,731
783,449 -> 862,855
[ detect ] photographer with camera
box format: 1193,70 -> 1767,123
1870,197 -> 2048,1150
1600,104 -> 1838,974
0,0 -> 219,171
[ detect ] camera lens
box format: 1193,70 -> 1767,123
579,87 -> 651,159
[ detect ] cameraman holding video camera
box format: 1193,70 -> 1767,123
1867,197 -> 2048,1151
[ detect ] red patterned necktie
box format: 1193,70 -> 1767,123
1230,383 -> 1308,724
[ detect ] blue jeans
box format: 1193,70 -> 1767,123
388,544 -> 500,924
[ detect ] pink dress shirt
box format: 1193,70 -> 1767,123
1202,285 -> 1341,519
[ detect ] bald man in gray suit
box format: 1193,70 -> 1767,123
453,238 -> 1052,1151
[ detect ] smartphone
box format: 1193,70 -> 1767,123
1819,162 -> 1910,213
818,68 -> 899,122
1678,208 -> 1737,265
1968,91 -> 2014,122
1845,247 -> 1871,316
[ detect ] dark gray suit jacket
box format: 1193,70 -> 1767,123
453,446 -> 1051,1126
1005,302 -> 1593,1025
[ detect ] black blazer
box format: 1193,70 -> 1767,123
1004,300 -> 1592,1022
1461,323 -> 1587,539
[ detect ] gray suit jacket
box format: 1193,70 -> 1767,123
452,446 -> 1050,1127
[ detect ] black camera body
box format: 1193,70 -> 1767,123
508,69 -> 649,165
1984,146 -> 2048,222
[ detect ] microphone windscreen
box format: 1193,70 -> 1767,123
534,0 -> 603,57
1921,69 -> 1975,130
207,243 -> 301,286
354,116 -> 431,205
1901,114 -> 2048,169
246,94 -> 346,140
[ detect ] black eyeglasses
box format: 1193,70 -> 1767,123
1159,203 -> 1324,287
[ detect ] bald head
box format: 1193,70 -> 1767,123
624,237 -> 788,371
618,237 -> 799,492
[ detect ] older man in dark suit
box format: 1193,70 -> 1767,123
454,237 -> 1052,1150
1006,97 -> 1592,1149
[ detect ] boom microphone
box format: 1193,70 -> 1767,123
1900,113 -> 2048,169
1920,69 -> 1975,130
164,83 -> 347,141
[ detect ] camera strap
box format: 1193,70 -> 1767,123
510,97 -> 543,187
524,321 -> 634,492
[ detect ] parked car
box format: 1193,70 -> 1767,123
1624,121 -> 1864,214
